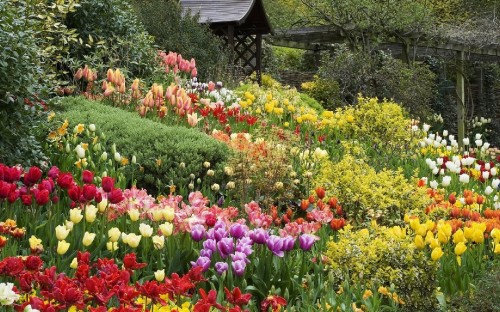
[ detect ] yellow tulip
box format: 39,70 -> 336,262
69,208 -> 83,224
55,224 -> 70,241
431,247 -> 444,261
430,238 -> 440,249
491,228 -> 500,244
151,209 -> 163,222
162,207 -> 175,222
152,235 -> 165,250
425,231 -> 434,245
437,230 -> 449,244
409,218 -> 420,231
108,227 -> 121,242
154,269 -> 165,282
159,222 -> 173,237
107,241 -> 119,251
472,229 -> 484,244
70,257 -> 78,269
85,205 -> 98,223
416,224 -> 427,237
57,240 -> 70,255
464,227 -> 474,241
453,229 -> 466,244
127,233 -> 141,248
414,235 -> 425,249
82,232 -> 96,247
139,223 -> 153,238
97,198 -> 108,212
494,244 -> 500,254
29,235 -> 43,250
128,208 -> 140,222
454,242 -> 467,256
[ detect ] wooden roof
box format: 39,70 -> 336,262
181,0 -> 271,33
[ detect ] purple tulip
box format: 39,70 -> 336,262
191,256 -> 211,272
215,261 -> 229,275
199,248 -> 213,258
231,251 -> 250,264
230,223 -> 248,239
266,235 -> 284,257
213,227 -> 228,241
250,228 -> 269,244
239,236 -> 253,246
236,240 -> 253,256
282,235 -> 296,252
217,237 -> 234,258
191,224 -> 206,242
203,238 -> 217,252
231,259 -> 246,276
214,219 -> 226,229
299,234 -> 317,251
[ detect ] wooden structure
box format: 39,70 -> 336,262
181,0 -> 272,83
269,26 -> 500,147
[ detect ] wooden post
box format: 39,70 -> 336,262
256,33 -> 262,85
456,50 -> 465,150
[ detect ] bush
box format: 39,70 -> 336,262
54,97 -> 229,195
315,155 -> 430,227
131,0 -> 230,81
0,1 -> 52,166
318,45 -> 437,120
65,0 -> 160,81
340,97 -> 416,151
301,75 -> 342,110
325,225 -> 439,311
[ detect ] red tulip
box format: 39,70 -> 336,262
82,170 -> 94,184
34,189 -> 50,206
315,187 -> 326,199
82,184 -> 97,201
21,194 -> 32,206
108,188 -> 124,204
24,166 -> 42,186
102,177 -> 114,193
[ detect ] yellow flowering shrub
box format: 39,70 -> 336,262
325,224 -> 438,311
315,155 -> 430,226
339,97 -> 418,153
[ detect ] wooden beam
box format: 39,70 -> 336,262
457,50 -> 465,149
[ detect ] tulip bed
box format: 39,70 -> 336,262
1,54 -> 499,312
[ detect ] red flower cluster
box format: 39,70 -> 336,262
0,252 -> 205,311
0,163 -> 126,210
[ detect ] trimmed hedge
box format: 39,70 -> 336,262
54,97 -> 229,195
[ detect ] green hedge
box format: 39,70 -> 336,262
54,97 -> 229,195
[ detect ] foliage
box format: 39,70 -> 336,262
301,75 -> 341,110
339,97 -> 417,151
316,154 -> 430,226
131,0 -> 230,82
262,44 -> 311,75
65,0 -> 161,81
447,263 -> 500,312
298,0 -> 431,49
325,224 -> 439,311
0,1 -> 61,166
317,46 -> 437,120
53,97 -> 229,195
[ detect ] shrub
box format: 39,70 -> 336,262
339,97 -> 418,154
301,75 -> 342,110
315,155 -> 430,227
54,97 -> 229,195
318,45 -> 437,120
65,0 -> 160,81
325,225 -> 439,311
0,1 -> 53,166
131,0 -> 230,81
